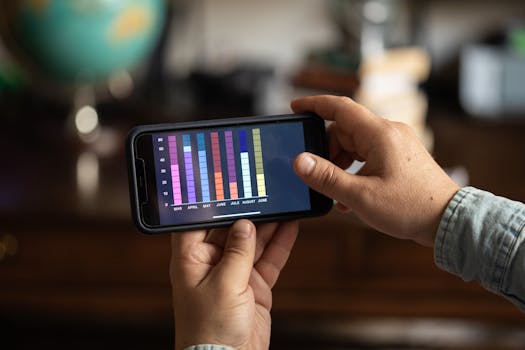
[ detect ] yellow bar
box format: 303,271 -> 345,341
253,128 -> 266,196
257,174 -> 266,196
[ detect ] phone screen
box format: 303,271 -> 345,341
129,113 -> 332,233
150,121 -> 310,226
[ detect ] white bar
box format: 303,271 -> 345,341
213,211 -> 261,219
240,152 -> 252,198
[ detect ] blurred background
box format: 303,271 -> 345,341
1,0 -> 525,349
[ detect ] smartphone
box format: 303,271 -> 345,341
126,113 -> 333,234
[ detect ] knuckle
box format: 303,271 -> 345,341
317,163 -> 338,190
223,245 -> 249,260
256,260 -> 281,287
336,96 -> 358,112
337,95 -> 353,104
358,179 -> 375,204
381,121 -> 405,145
393,121 -> 413,134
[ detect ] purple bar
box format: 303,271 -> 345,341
225,131 -> 237,184
224,131 -> 238,199
168,136 -> 182,205
183,134 -> 196,203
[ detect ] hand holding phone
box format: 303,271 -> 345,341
171,219 -> 298,349
126,113 -> 332,234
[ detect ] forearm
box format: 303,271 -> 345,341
435,187 -> 525,311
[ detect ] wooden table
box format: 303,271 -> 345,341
1,112 -> 525,348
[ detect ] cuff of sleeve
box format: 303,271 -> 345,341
434,186 -> 525,295
183,345 -> 236,350
434,187 -> 469,276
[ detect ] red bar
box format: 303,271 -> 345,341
211,132 -> 224,200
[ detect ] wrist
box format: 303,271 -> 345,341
175,327 -> 220,350
182,345 -> 236,350
175,319 -> 238,350
420,183 -> 460,247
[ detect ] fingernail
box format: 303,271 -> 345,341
297,154 -> 316,176
232,221 -> 253,238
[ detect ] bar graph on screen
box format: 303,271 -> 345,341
164,128 -> 268,207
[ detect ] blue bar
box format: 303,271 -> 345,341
183,134 -> 196,203
239,130 -> 247,152
197,133 -> 205,148
197,133 -> 210,202
183,134 -> 191,147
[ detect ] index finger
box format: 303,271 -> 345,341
292,95 -> 383,133
255,220 -> 298,288
291,95 -> 385,158
291,95 -> 371,120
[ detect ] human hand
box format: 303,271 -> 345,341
292,95 -> 459,247
170,219 -> 298,350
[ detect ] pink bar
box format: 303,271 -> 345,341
168,137 -> 183,205
172,164 -> 182,205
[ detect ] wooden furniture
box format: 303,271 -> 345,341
1,113 -> 525,348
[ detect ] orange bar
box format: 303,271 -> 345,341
229,182 -> 238,199
214,172 -> 224,200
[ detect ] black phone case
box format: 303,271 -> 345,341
126,113 -> 332,234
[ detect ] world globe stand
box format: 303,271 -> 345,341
70,85 -> 99,143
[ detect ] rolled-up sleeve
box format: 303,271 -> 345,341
435,187 -> 525,311
183,345 -> 235,350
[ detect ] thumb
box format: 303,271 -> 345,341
213,219 -> 256,291
294,152 -> 362,207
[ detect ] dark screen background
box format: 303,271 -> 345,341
152,121 -> 310,225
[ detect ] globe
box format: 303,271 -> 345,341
0,0 -> 166,83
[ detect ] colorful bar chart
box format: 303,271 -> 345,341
166,128 -> 267,206
183,134 -> 196,203
224,131 -> 238,199
168,136 -> 182,205
252,128 -> 267,196
210,132 -> 225,201
239,130 -> 253,198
